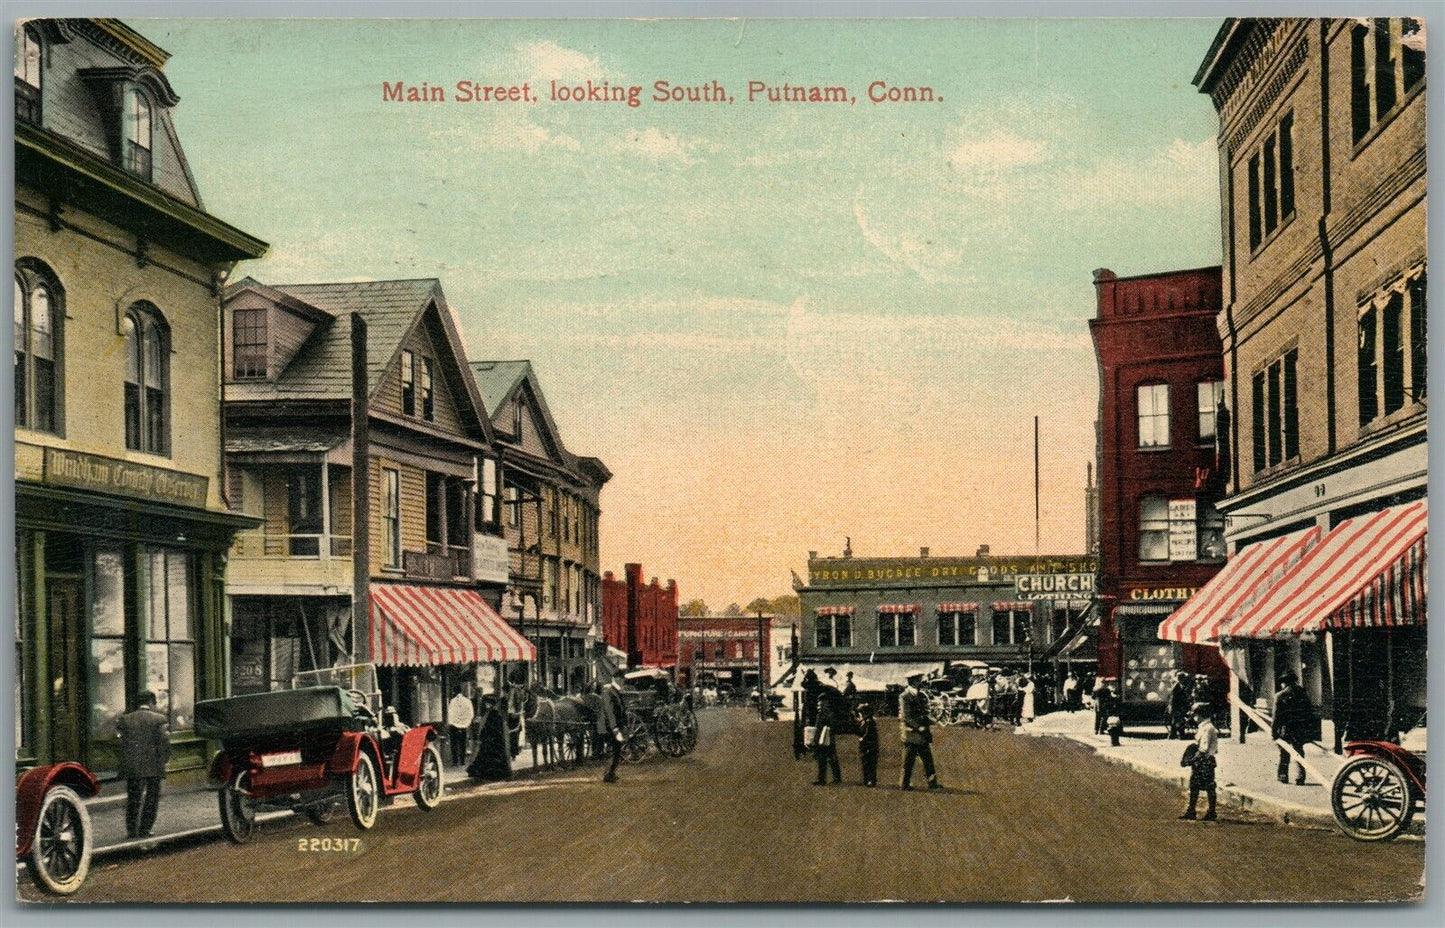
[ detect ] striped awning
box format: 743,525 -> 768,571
1157,525 -> 1322,643
815,605 -> 855,616
1329,537 -> 1427,629
878,603 -> 919,614
937,602 -> 980,613
1226,502 -> 1428,638
370,583 -> 537,666
991,601 -> 1034,611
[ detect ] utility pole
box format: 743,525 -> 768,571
757,611 -> 767,721
1034,415 -> 1041,554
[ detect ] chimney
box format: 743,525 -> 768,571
976,544 -> 990,557
920,547 -> 930,558
808,551 -> 818,560
843,536 -> 853,559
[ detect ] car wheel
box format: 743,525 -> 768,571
413,744 -> 443,811
27,785 -> 92,895
347,751 -> 381,830
219,769 -> 258,845
1331,755 -> 1412,842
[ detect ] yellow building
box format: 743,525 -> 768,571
14,20 -> 266,776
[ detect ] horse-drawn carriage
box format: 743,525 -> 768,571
618,669 -> 698,762
196,683 -> 442,843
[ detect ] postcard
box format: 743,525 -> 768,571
11,12 -> 1428,904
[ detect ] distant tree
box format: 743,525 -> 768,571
744,597 -> 773,614
679,599 -> 710,617
721,602 -> 743,617
769,594 -> 801,617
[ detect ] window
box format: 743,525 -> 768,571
14,25 -> 41,123
1353,19 -> 1426,146
478,458 -> 498,527
1247,112 -> 1295,251
1137,383 -> 1169,448
146,548 -> 195,730
1139,496 -> 1170,562
13,264 -> 61,433
123,304 -> 169,455
990,606 -> 1030,645
1253,349 -> 1299,470
122,87 -> 152,179
815,614 -> 852,649
938,609 -> 976,647
1198,379 -> 1225,444
1359,272 -> 1427,426
232,308 -> 267,379
505,485 -> 519,527
877,611 -> 915,648
91,548 -> 128,742
383,468 -> 401,568
287,469 -> 322,557
1197,500 -> 1226,562
401,350 -> 415,415
419,357 -> 434,421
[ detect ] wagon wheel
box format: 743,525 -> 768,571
219,769 -> 258,844
27,785 -> 92,895
1332,755 -> 1415,842
620,711 -> 650,764
413,744 -> 443,811
927,696 -> 947,726
346,751 -> 381,830
677,706 -> 699,753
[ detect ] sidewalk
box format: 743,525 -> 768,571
1017,709 -> 1425,838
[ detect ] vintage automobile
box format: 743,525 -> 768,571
196,685 -> 443,844
1330,712 -> 1427,842
16,762 -> 100,895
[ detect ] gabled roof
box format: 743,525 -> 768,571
470,360 -> 530,414
470,359 -> 609,486
225,277 -> 492,443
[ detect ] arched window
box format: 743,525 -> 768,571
14,262 -> 63,433
124,304 -> 169,454
122,86 -> 153,179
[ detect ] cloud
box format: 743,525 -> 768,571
615,127 -> 696,164
513,40 -> 605,81
1057,135 -> 1217,211
948,130 -> 1050,172
853,194 -> 966,285
482,110 -> 583,154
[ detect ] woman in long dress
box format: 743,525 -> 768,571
1022,675 -> 1036,723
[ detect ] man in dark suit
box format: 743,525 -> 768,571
1272,671 -> 1316,785
597,675 -> 627,783
116,691 -> 170,839
899,673 -> 941,790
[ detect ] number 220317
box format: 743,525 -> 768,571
297,837 -> 362,853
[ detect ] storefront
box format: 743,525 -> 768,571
15,454 -> 255,780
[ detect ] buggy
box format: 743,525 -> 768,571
619,669 -> 698,762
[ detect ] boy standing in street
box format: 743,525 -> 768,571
1180,701 -> 1218,821
855,702 -> 878,787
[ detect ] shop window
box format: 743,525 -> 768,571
815,614 -> 851,649
1247,112 -> 1295,251
14,262 -> 63,434
1137,383 -> 1169,448
1197,500 -> 1226,562
15,24 -> 42,124
877,612 -> 915,648
1353,19 -> 1425,146
1197,379 -> 1224,445
90,548 -> 128,742
1138,496 -> 1170,562
383,468 -> 401,567
15,535 -> 30,754
123,304 -> 169,455
232,308 -> 268,379
122,86 -> 152,180
1359,273 -> 1426,426
146,548 -> 195,730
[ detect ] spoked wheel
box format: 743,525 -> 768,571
413,744 -> 443,811
678,706 -> 699,753
219,769 -> 258,844
304,798 -> 341,826
657,726 -> 685,757
927,698 -> 946,725
347,752 -> 381,830
621,712 -> 650,764
27,785 -> 92,895
1331,755 -> 1415,842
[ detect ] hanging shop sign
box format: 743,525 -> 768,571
473,533 -> 511,584
1015,572 -> 1096,601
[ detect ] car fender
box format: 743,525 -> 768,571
16,763 -> 100,859
393,726 -> 436,788
207,750 -> 234,787
1345,740 -> 1427,794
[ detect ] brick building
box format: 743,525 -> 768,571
601,564 -> 678,674
677,614 -> 765,692
1089,266 -> 1231,720
1185,18 -> 1426,741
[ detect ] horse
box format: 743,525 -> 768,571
521,684 -> 597,768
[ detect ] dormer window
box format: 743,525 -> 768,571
232,308 -> 268,379
419,357 -> 434,421
14,25 -> 41,124
122,86 -> 152,179
401,350 -> 416,414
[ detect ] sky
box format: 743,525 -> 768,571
147,17 -> 1224,607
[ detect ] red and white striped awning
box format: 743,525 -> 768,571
878,603 -> 920,614
1157,525 -> 1322,643
1226,502 -> 1428,638
991,601 -> 1034,612
937,602 -> 980,613
1328,537 -> 1427,629
815,605 -> 855,616
370,583 -> 537,666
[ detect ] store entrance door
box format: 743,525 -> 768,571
47,574 -> 87,765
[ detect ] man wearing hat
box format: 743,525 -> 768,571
899,672 -> 941,790
1179,700 -> 1218,821
116,691 -> 171,839
1272,671 -> 1316,785
597,673 -> 628,783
